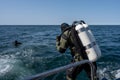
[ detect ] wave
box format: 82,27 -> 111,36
98,68 -> 120,80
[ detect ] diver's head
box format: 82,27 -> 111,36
60,23 -> 69,32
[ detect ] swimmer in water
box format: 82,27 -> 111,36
14,40 -> 22,47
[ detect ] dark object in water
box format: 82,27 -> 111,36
14,40 -> 22,47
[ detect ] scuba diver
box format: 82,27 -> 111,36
56,21 -> 100,80
14,40 -> 22,47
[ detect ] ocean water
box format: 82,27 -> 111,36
0,25 -> 120,80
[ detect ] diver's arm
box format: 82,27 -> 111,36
56,33 -> 68,53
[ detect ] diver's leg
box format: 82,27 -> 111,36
66,65 -> 83,80
66,67 -> 76,80
84,62 -> 99,80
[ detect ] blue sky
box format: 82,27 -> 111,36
0,0 -> 120,25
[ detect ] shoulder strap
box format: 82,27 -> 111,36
70,26 -> 87,59
60,27 -> 71,39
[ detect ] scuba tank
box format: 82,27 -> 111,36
71,20 -> 101,62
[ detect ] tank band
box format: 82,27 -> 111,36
85,42 -> 96,49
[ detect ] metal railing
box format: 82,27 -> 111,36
25,60 -> 95,80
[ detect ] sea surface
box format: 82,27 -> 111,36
0,25 -> 120,80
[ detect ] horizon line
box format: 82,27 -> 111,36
0,24 -> 120,26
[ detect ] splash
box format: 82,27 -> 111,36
0,58 -> 13,75
112,69 -> 120,79
98,68 -> 120,80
